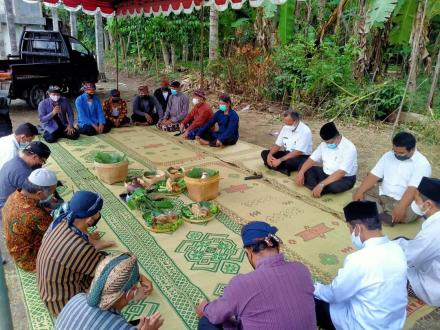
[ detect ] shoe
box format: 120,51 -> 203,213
379,213 -> 394,227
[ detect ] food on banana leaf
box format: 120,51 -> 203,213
181,201 -> 219,220
154,178 -> 186,194
143,210 -> 183,232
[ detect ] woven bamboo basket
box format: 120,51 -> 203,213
184,173 -> 220,202
94,160 -> 129,184
142,170 -> 166,187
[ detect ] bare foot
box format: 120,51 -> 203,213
198,138 -> 210,146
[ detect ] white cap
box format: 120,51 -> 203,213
28,168 -> 57,187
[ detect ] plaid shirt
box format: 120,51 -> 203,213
102,98 -> 128,123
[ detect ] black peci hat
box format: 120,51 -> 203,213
418,177 -> 440,203
320,122 -> 339,141
343,201 -> 378,222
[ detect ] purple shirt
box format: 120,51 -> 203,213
203,253 -> 316,330
163,92 -> 189,123
38,97 -> 75,133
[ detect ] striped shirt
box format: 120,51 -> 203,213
55,293 -> 135,330
37,220 -> 105,316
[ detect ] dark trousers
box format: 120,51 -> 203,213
200,131 -> 237,147
43,126 -> 79,143
78,124 -> 111,136
261,150 -> 309,176
198,316 -> 223,330
304,166 -> 356,195
104,117 -> 130,131
131,113 -> 159,125
315,298 -> 335,330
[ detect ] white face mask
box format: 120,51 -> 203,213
192,98 -> 199,105
351,226 -> 364,250
411,200 -> 429,218
162,91 -> 169,98
111,108 -> 120,117
50,95 -> 60,102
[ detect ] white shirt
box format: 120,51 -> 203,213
397,211 -> 440,306
371,150 -> 432,200
275,121 -> 313,155
315,236 -> 408,330
310,136 -> 358,176
0,134 -> 19,170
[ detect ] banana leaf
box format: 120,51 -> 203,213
94,151 -> 127,164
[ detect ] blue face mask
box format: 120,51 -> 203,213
219,105 -> 228,112
19,142 -> 29,149
351,227 -> 364,250
327,143 -> 337,149
170,89 -> 177,96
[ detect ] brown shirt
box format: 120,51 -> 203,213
36,221 -> 105,316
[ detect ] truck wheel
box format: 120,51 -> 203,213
28,84 -> 46,109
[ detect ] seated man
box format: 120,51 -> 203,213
296,122 -> 357,198
196,94 -> 239,148
56,253 -> 161,330
353,132 -> 431,226
261,109 -> 312,176
314,201 -> 407,330
153,77 -> 171,114
196,221 -> 316,329
0,142 -> 51,210
179,89 -> 213,140
102,89 -> 130,129
396,177 -> 440,307
2,169 -> 57,271
38,85 -> 79,143
37,191 -> 115,316
131,85 -> 163,126
75,82 -> 109,136
159,81 -> 189,131
0,122 -> 38,170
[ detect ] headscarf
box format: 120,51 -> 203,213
241,221 -> 279,247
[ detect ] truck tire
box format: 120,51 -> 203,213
27,84 -> 46,109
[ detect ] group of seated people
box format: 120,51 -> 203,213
262,109 -> 432,226
36,79 -> 240,149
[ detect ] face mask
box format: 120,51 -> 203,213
19,141 -> 29,149
327,143 -> 337,150
87,92 -> 95,97
394,154 -> 410,161
39,193 -> 53,204
111,108 -> 120,117
219,105 -> 228,112
171,89 -> 177,96
411,201 -> 429,219
89,214 -> 101,227
351,226 -> 364,250
112,97 -> 121,103
192,98 -> 199,105
50,95 -> 60,102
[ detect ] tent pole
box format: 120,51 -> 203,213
199,4 -> 205,89
115,16 -> 119,90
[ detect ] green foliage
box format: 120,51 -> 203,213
389,0 -> 418,45
94,152 -> 127,164
278,0 -> 295,45
367,0 -> 398,30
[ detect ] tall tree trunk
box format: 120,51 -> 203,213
4,0 -> 17,54
427,46 -> 440,115
170,43 -> 176,70
182,35 -> 189,62
334,0 -> 344,33
51,8 -> 59,32
69,11 -> 77,38
318,0 -> 327,23
354,0 -> 367,80
369,21 -> 391,81
104,30 -> 110,51
209,5 -> 219,61
94,12 -> 106,80
160,39 -> 171,68
408,1 -> 425,92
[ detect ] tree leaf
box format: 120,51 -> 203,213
263,0 -> 278,19
389,0 -> 417,45
278,0 -> 295,45
367,0 -> 399,30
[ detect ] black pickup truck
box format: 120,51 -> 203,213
0,30 -> 99,109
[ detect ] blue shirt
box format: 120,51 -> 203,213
198,109 -> 239,143
55,293 -> 135,330
0,156 -> 32,209
75,93 -> 106,127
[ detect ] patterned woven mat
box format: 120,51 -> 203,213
16,126 -> 432,329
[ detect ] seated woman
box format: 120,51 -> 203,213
179,89 -> 212,140
196,94 -> 239,148
102,89 -> 130,129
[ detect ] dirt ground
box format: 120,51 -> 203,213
3,67 -> 440,329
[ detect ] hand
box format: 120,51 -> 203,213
98,124 -> 104,134
65,126 -> 75,135
296,171 -> 305,186
195,136 -> 201,141
52,105 -> 61,115
137,312 -> 164,330
353,190 -> 365,201
88,231 -> 101,240
92,124 -> 99,133
195,299 -> 209,319
182,131 -> 188,139
145,114 -> 153,124
179,123 -> 185,131
91,239 -> 116,251
114,119 -> 120,127
139,274 -> 153,296
392,204 -> 407,224
312,183 -> 324,198
216,140 -> 224,148
271,158 -> 282,168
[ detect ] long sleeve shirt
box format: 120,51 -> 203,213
75,94 -> 105,127
132,95 -> 163,119
102,98 -> 128,123
181,102 -> 213,132
203,253 -> 316,330
198,109 -> 240,144
314,236 -> 408,330
163,92 -> 189,123
0,133 -> 18,170
38,97 -> 75,133
153,87 -> 171,112
396,211 -> 440,306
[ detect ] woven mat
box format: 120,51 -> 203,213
16,126 -> 432,329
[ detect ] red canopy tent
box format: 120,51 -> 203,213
23,0 -> 286,17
